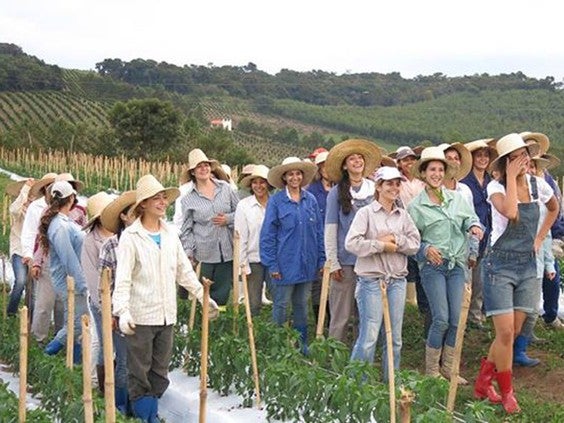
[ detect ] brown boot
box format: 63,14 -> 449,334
96,365 -> 105,395
496,370 -> 520,413
425,346 -> 442,377
440,345 -> 468,385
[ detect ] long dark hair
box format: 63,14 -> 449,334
116,204 -> 133,240
337,170 -> 353,215
37,195 -> 74,254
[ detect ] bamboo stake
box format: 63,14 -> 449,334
199,277 -> 213,423
18,306 -> 28,423
232,231 -> 241,315
316,260 -> 332,339
66,276 -> 75,369
241,272 -> 261,408
82,315 -> 94,423
100,268 -> 116,422
24,264 -> 34,329
380,280 -> 396,423
2,257 -> 6,322
446,282 -> 472,413
189,263 -> 201,331
2,194 -> 8,236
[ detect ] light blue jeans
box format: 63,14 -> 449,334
350,277 -> 406,381
52,289 -> 89,346
420,261 -> 466,349
271,282 -> 312,327
7,254 -> 28,315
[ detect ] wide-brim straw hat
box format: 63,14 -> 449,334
240,164 -> 271,189
389,145 -> 424,160
438,142 -> 472,180
412,146 -> 454,181
380,155 -> 397,168
5,179 -> 29,197
530,156 -> 551,173
29,172 -> 58,198
83,192 -> 116,231
267,157 -> 317,189
100,190 -> 137,234
54,173 -> 84,192
181,149 -> 229,183
325,139 -> 382,183
519,131 -> 550,156
541,153 -> 560,170
488,133 -> 540,173
130,174 -> 180,217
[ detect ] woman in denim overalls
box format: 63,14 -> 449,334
474,133 -> 558,414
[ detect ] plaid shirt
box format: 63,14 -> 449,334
99,235 -> 119,288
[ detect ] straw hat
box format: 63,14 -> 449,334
240,165 -> 271,189
380,156 -> 397,168
438,142 -> 472,180
267,157 -> 317,189
100,190 -> 137,234
519,131 -> 550,156
412,146 -> 454,180
465,138 -> 496,153
130,174 -> 180,216
389,145 -> 424,160
325,139 -> 382,183
541,153 -> 560,170
5,179 -> 31,197
54,173 -> 84,192
83,192 -> 116,231
29,172 -> 58,198
488,133 -> 540,173
181,148 -> 229,183
530,156 -> 551,174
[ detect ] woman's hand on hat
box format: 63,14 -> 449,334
25,178 -> 35,186
211,213 -> 228,226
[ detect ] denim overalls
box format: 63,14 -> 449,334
482,178 -> 540,316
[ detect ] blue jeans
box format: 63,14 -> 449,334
351,277 -> 406,381
90,301 -> 104,366
420,261 -> 466,349
542,260 -> 561,323
114,331 -> 128,389
7,254 -> 28,315
272,282 -> 312,327
53,290 -> 89,345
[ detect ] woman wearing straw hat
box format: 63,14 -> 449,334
113,174 -> 218,421
79,192 -> 116,394
37,181 -> 88,362
407,146 -> 483,384
324,139 -> 381,343
473,134 -> 558,413
179,148 -> 239,306
5,177 -> 35,316
305,150 -> 333,323
345,166 -> 420,380
234,165 -> 272,316
98,190 -> 137,414
260,157 -> 325,354
438,142 -> 474,206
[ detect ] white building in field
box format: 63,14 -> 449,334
210,118 -> 232,131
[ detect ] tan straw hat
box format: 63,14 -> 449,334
5,178 -> 31,197
240,165 -> 271,189
380,155 -> 397,168
182,148 -> 229,183
541,153 -> 560,170
325,139 -> 382,183
130,174 -> 180,217
83,192 -> 116,231
29,172 -> 58,198
519,131 -> 550,156
54,173 -> 84,192
412,146 -> 453,181
267,157 -> 317,189
438,142 -> 472,180
100,190 -> 137,233
488,133 -> 540,173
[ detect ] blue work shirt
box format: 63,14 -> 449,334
460,170 -> 492,255
305,179 -> 329,224
48,213 -> 87,295
260,188 -> 325,285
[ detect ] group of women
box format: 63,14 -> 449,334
6,131 -> 561,420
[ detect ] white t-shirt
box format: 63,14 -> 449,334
487,174 -> 553,246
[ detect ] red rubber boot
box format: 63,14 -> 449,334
496,370 -> 521,414
473,357 -> 502,404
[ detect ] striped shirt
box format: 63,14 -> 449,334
234,194 -> 267,274
179,179 -> 239,263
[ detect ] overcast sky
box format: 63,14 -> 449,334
2,0 -> 563,81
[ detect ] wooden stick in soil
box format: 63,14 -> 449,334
199,277 -> 213,423
380,280 -> 396,423
24,264 -> 34,330
316,260 -> 332,339
81,315 -> 94,423
189,262 -> 201,331
18,306 -> 28,423
100,268 -> 116,422
232,231 -> 241,320
2,256 -> 6,322
446,282 -> 472,412
241,272 -> 261,408
66,276 -> 75,369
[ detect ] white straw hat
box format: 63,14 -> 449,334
83,192 -> 116,231
488,133 -> 540,173
240,165 -> 271,189
130,174 -> 180,217
519,131 -> 549,156
412,146 -> 453,180
438,142 -> 472,181
267,157 -> 317,189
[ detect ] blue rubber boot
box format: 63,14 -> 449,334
73,343 -> 82,365
513,335 -> 540,367
115,387 -> 129,414
132,396 -> 154,422
294,325 -> 309,355
150,397 -> 159,422
44,339 -> 64,355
